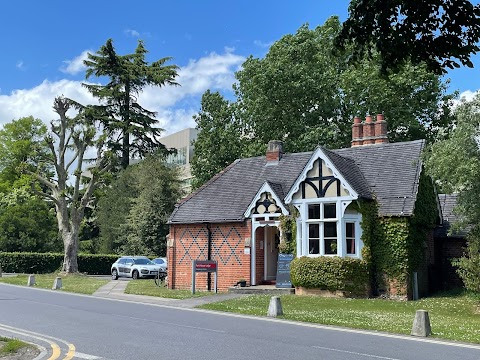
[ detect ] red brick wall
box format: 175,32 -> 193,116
168,221 -> 252,291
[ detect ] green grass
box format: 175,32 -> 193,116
125,279 -> 220,299
0,337 -> 30,354
0,274 -> 109,295
199,292 -> 480,344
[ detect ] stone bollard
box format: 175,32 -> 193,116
411,309 -> 431,337
267,296 -> 283,317
52,277 -> 62,290
27,274 -> 36,286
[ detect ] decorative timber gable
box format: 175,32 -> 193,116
285,147 -> 359,204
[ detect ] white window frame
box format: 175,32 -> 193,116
343,213 -> 362,258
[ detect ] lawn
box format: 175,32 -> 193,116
0,336 -> 35,358
199,292 -> 480,344
125,279 -> 219,299
0,274 -> 109,295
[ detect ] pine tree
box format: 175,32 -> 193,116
83,39 -> 179,168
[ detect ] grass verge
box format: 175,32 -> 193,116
0,274 -> 109,295
0,336 -> 31,355
199,292 -> 480,344
125,279 -> 220,299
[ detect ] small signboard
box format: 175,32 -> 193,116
192,260 -> 218,294
194,260 -> 217,272
276,253 -> 294,288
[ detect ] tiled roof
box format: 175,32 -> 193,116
169,140 -> 425,223
434,194 -> 468,238
169,152 -> 312,224
334,140 -> 424,216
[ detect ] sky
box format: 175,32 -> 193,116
1,0 -> 479,136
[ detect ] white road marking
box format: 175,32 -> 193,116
313,346 -> 401,360
74,352 -> 102,359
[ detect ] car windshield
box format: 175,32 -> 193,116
133,258 -> 154,265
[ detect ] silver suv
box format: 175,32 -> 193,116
111,256 -> 161,280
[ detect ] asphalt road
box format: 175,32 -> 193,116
0,283 -> 479,360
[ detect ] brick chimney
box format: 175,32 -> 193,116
374,113 -> 388,144
362,115 -> 375,145
266,140 -> 283,161
351,116 -> 363,147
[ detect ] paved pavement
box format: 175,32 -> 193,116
92,279 -> 248,308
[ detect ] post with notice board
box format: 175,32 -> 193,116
192,260 -> 218,294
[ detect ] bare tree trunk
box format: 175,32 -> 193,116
62,231 -> 79,273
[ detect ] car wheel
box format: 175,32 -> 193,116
111,269 -> 118,280
132,270 -> 139,280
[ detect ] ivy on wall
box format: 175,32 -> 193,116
279,206 -> 299,255
358,171 -> 438,296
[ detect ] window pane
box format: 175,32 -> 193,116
324,203 -> 336,218
309,239 -> 320,254
347,238 -> 355,254
308,204 -> 320,219
324,222 -> 337,237
309,224 -> 319,238
346,223 -> 355,238
324,239 -> 337,254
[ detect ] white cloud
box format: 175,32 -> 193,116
0,79 -> 95,125
459,90 -> 478,102
124,29 -> 140,37
1,50 -> 244,137
60,50 -> 92,75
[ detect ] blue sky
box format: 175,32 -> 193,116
1,0 -> 479,135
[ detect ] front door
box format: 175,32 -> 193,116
265,227 -> 279,281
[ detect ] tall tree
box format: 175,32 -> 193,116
190,91 -> 242,189
426,93 -> 480,226
337,0 -> 480,74
97,154 -> 182,255
234,18 -> 453,152
84,39 -> 179,169
426,93 -> 480,293
28,97 -> 111,273
0,116 -> 50,192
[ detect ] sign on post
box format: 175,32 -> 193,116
192,260 -> 218,294
276,253 -> 294,288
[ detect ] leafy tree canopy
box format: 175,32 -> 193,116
84,39 -> 179,169
190,90 -> 242,189
192,17 -> 455,188
97,154 -> 182,255
0,116 -> 50,192
426,93 -> 480,226
338,0 -> 480,74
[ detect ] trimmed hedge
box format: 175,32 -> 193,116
290,256 -> 370,296
0,252 -> 119,275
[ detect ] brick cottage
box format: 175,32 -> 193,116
167,115 -> 454,298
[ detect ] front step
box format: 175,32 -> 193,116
228,286 -> 294,295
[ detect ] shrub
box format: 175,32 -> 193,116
0,252 -> 119,275
452,225 -> 480,294
290,256 -> 370,296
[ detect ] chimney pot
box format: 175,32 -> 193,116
363,115 -> 375,145
375,113 -> 388,144
351,117 -> 363,147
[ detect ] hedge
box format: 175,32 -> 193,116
0,252 -> 119,275
290,256 -> 370,296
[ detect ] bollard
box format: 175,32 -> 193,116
267,296 -> 283,317
52,277 -> 62,290
411,309 -> 431,337
27,274 -> 36,286
0,264 -> 2,278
